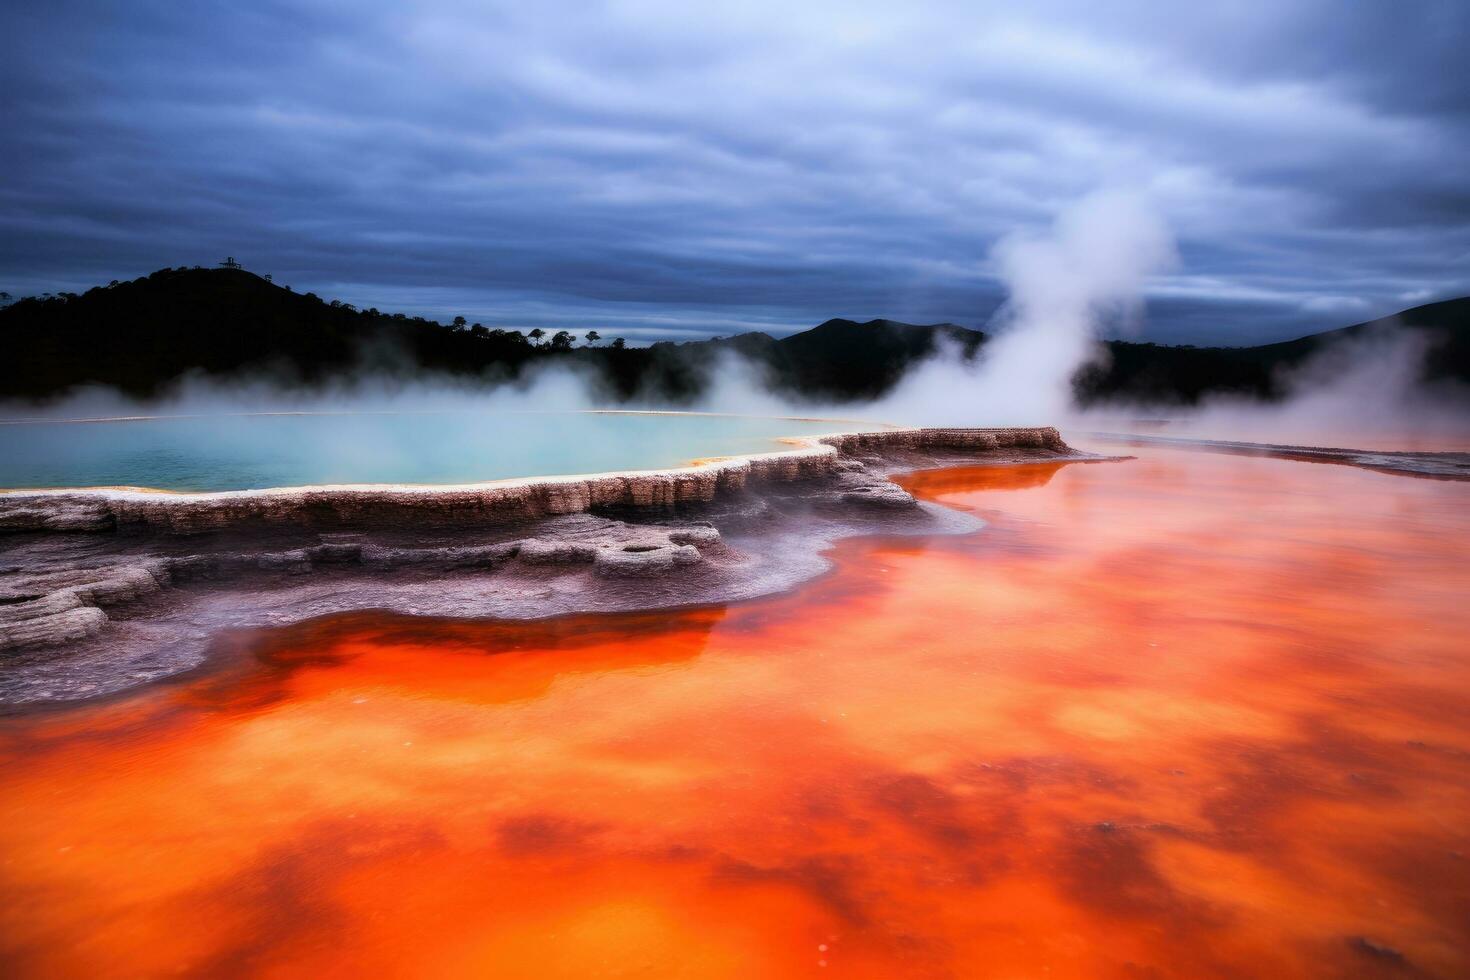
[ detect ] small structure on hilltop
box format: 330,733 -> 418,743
219,256 -> 242,270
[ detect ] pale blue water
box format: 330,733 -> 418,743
0,413 -> 848,492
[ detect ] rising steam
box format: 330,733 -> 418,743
876,190 -> 1175,426
1143,324 -> 1470,449
4,191 -> 1466,454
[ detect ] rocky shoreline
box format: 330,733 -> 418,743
0,426 -> 1095,705
0,425 -> 1069,534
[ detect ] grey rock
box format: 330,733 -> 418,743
70,564 -> 167,605
518,539 -> 600,565
841,484 -> 919,509
593,543 -> 702,578
306,542 -> 362,564
0,606 -> 108,652
667,523 -> 722,548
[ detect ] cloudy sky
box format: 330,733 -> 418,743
3,1 -> 1467,344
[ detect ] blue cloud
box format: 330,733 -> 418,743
2,1 -> 1467,344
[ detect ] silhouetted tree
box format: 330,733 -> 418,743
549,330 -> 574,351
452,315 -> 467,330
585,330 -> 601,346
610,337 -> 626,350
528,328 -> 545,346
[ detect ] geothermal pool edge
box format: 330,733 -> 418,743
0,425 -> 1069,534
0,425 -> 1090,703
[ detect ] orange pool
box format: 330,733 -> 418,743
2,448 -> 1468,978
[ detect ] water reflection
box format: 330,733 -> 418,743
899,459 -> 1074,497
1,449 -> 1467,978
183,607 -> 731,714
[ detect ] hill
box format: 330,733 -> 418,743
0,268 -> 543,399
1076,297 -> 1470,405
2,266 -> 1466,405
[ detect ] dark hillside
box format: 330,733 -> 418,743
1076,297 -> 1470,405
0,268 -> 541,398
2,266 -> 1465,405
757,318 -> 985,399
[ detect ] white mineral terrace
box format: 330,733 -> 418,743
0,426 -> 1067,534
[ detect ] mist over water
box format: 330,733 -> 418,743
872,190 -> 1175,427
4,192 -> 1466,453
1130,324 -> 1470,449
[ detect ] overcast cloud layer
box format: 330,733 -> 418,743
3,1 -> 1467,344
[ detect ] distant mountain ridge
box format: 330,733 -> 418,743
1,266 -> 1466,405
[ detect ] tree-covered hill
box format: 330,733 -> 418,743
2,266 -> 1465,406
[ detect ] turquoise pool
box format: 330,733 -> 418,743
0,412 -> 854,492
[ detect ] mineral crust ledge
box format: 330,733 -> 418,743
0,426 -> 1093,701
0,426 -> 1068,534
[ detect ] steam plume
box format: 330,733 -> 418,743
877,190 -> 1175,426
5,191 -> 1466,455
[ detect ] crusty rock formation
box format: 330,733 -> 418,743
0,518 -> 729,652
0,560 -> 171,652
0,426 -> 1097,703
0,426 -> 1067,534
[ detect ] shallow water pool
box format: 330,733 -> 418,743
3,448 -> 1466,976
0,412 -> 853,491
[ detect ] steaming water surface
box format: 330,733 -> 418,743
0,412 -> 849,491
2,448 -> 1467,977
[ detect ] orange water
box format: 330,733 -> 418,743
2,449 -> 1468,978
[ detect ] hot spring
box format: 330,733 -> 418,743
0,411 -> 861,492
3,445 -> 1467,976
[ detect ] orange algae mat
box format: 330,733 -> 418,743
2,448 -> 1468,978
